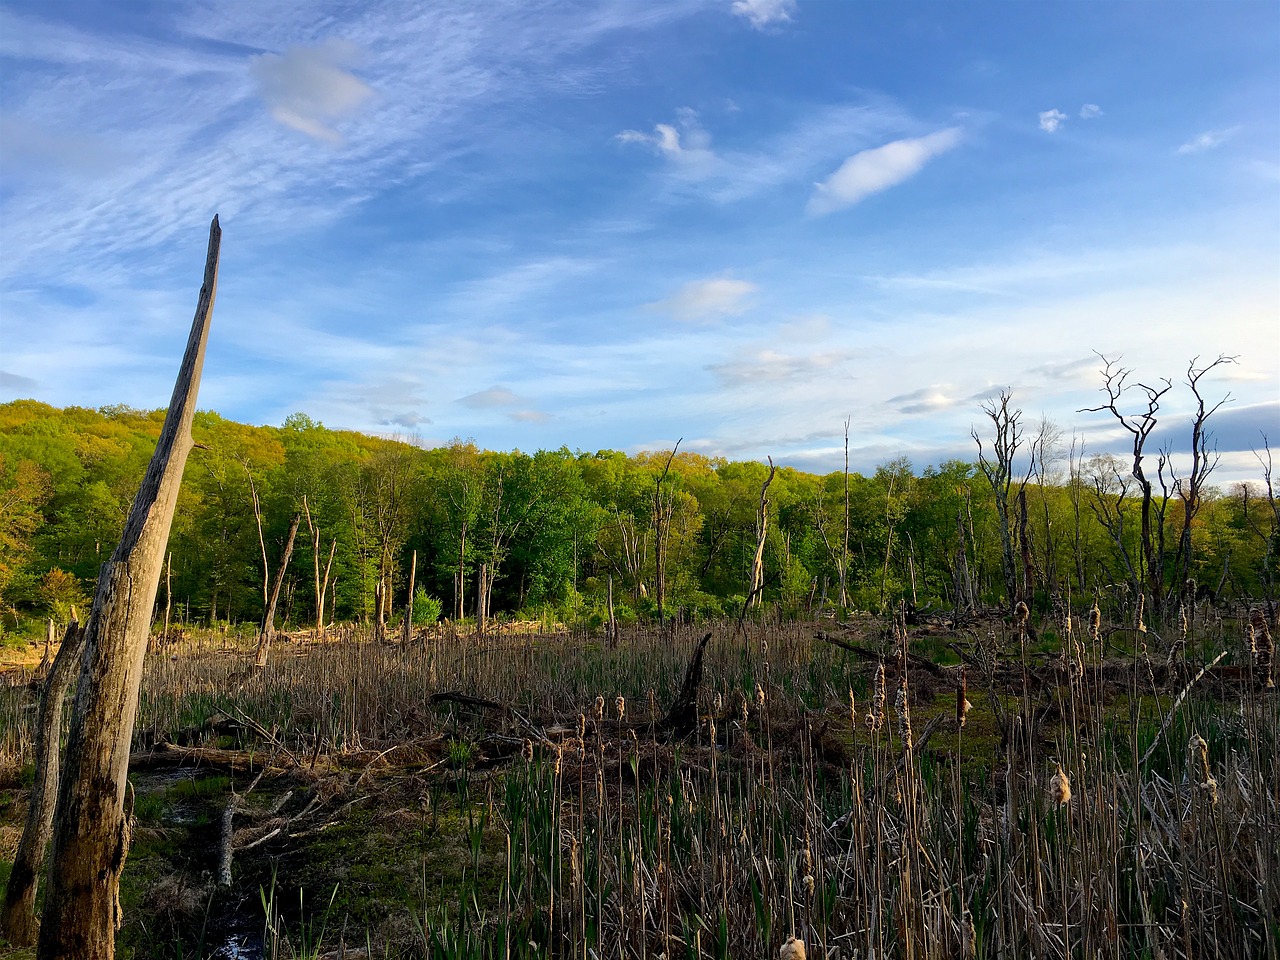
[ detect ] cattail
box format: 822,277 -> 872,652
755,681 -> 766,707
867,662 -> 887,731
578,712 -> 587,739
522,739 -> 534,763
1089,601 -> 1101,642
1188,733 -> 1219,807
1048,763 -> 1071,805
1179,603 -> 1189,639
714,691 -> 723,714
594,695 -> 604,719
1253,610 -> 1274,688
779,936 -> 807,960
961,911 -> 977,959
707,717 -> 716,742
895,676 -> 913,748
849,687 -> 857,727
740,696 -> 750,726
1014,600 -> 1029,628
957,666 -> 969,729
615,695 -> 626,721
553,747 -> 562,777
1136,594 -> 1147,634
802,873 -> 815,900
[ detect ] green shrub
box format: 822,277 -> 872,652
413,588 -> 442,625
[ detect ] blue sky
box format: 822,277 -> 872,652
1,0 -> 1277,484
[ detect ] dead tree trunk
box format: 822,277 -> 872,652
256,514 -> 300,667
0,620 -> 85,945
38,216 -> 220,960
748,458 -> 776,607
403,549 -> 417,644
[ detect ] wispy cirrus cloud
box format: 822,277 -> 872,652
617,107 -> 719,178
651,276 -> 757,321
1177,127 -> 1240,154
731,0 -> 797,30
250,41 -> 374,144
807,127 -> 962,215
707,348 -> 855,387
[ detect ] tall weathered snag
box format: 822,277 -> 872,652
38,216 -> 221,960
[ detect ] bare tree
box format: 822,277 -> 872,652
1167,356 -> 1235,603
38,217 -> 220,960
303,495 -> 336,638
652,439 -> 682,625
972,390 -> 1023,611
1081,355 -> 1173,609
747,457 -> 777,607
1,620 -> 85,944
255,513 -> 300,667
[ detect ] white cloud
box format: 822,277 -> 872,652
617,108 -> 718,177
1079,103 -> 1102,119
807,127 -> 962,215
707,348 -> 855,387
250,41 -> 374,144
457,386 -> 521,408
888,386 -> 957,415
509,409 -> 552,424
731,0 -> 796,30
652,276 -> 757,321
1039,109 -> 1067,133
1177,127 -> 1240,154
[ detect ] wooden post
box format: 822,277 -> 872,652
39,216 -> 221,960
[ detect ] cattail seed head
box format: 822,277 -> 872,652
779,936 -> 806,960
1089,601 -> 1101,641
755,682 -> 766,707
594,695 -> 604,719
615,695 -> 626,721
802,874 -> 815,900
522,739 -> 534,763
957,666 -> 969,729
1014,601 -> 1030,627
895,677 -> 913,747
961,911 -> 977,960
1136,594 -> 1147,634
849,688 -> 857,727
1048,764 -> 1071,805
714,691 -> 723,714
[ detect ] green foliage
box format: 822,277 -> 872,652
413,587 -> 443,625
2,397 -> 1273,636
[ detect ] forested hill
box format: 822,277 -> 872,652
0,398 -> 1272,634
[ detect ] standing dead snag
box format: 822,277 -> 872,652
255,513 -> 300,667
38,216 -> 221,960
0,619 -> 85,946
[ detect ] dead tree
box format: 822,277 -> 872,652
652,439 -> 681,625
1081,355 -> 1173,611
1,619 -> 85,945
973,390 -> 1023,612
1167,356 -> 1235,606
303,495 -> 337,638
39,216 -> 221,960
255,513 -> 300,667
748,457 -> 776,607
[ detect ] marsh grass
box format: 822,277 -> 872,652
0,610 -> 1276,958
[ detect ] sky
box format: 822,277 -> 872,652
1,0 -> 1277,486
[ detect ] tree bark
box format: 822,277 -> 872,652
1,620 -> 85,945
38,216 -> 220,960
403,549 -> 417,644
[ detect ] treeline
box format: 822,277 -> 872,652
0,398 -> 1275,635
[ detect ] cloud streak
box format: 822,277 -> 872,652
250,41 -> 374,144
807,127 -> 962,215
652,276 -> 757,321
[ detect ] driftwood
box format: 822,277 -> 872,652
0,620 -> 85,945
38,217 -> 221,960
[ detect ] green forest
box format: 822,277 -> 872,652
1,393 -> 1275,641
